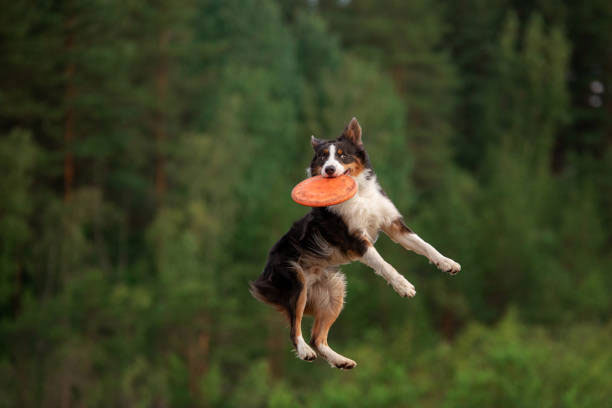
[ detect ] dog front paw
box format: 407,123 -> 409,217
435,256 -> 461,275
391,276 -> 416,298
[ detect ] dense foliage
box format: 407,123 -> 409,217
1,0 -> 610,406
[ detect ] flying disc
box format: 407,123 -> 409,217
291,175 -> 357,207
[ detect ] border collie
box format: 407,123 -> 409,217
250,117 -> 460,369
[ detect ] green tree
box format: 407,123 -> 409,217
318,0 -> 459,195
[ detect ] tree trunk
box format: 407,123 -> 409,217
186,329 -> 210,400
154,29 -> 170,202
64,17 -> 76,202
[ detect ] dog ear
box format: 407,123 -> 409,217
311,135 -> 324,149
341,117 -> 362,146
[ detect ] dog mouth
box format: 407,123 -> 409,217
323,169 -> 351,178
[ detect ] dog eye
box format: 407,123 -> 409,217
340,154 -> 350,162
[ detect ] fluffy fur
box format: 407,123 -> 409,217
250,117 -> 460,369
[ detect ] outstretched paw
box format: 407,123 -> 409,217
391,275 -> 416,298
435,256 -> 461,275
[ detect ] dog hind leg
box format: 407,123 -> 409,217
250,263 -> 316,361
307,271 -> 356,369
290,265 -> 317,361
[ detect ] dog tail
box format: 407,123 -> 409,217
249,263 -> 304,322
249,277 -> 282,306
249,277 -> 274,305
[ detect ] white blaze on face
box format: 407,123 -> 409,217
321,144 -> 345,177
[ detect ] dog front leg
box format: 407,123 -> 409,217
358,243 -> 416,298
383,218 -> 461,275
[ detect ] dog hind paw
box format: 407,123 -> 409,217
314,344 -> 357,369
296,341 -> 317,361
325,352 -> 357,369
332,358 -> 357,370
332,357 -> 357,370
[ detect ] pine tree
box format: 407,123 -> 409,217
316,0 -> 459,196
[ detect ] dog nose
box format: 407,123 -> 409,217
325,166 -> 335,175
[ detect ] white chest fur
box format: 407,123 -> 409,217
329,171 -> 400,242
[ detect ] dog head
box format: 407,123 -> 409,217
308,117 -> 371,178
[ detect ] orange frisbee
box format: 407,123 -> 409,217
291,175 -> 357,207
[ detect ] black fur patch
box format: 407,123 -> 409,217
366,169 -> 375,181
250,208 -> 368,317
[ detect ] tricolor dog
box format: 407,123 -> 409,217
250,117 -> 460,369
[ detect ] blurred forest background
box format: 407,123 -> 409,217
1,0 -> 611,407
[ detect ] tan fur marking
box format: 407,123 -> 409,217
293,265 -> 308,339
306,271 -> 355,368
383,218 -> 413,241
344,158 -> 365,177
308,272 -> 345,346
